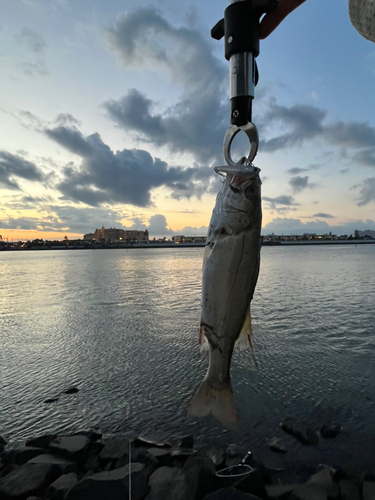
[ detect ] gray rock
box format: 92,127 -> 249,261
45,472 -> 78,500
182,456 -> 218,500
25,497 -> 45,500
147,466 -> 193,500
126,448 -> 158,471
63,387 -> 79,394
26,435 -> 57,449
170,448 -> 197,467
49,436 -> 91,462
363,482 -> 375,500
133,437 -> 171,449
206,447 -> 225,468
320,424 -> 341,439
291,469 -> 339,500
268,438 -> 288,454
147,448 -> 172,467
99,437 -> 130,468
13,447 -> 46,466
72,429 -> 102,442
178,436 -> 194,449
0,436 -> 8,447
266,484 -> 296,499
0,463 -> 59,499
234,468 -> 267,499
27,454 -> 77,475
65,462 -> 148,500
280,418 -> 318,446
0,464 -> 15,479
339,479 -> 361,500
203,487 -> 262,499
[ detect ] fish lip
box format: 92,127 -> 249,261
224,207 -> 248,213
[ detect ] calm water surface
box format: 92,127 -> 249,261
1,246 -> 375,468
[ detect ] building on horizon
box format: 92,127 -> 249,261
354,229 -> 375,239
83,227 -> 149,243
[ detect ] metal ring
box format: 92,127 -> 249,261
223,122 -> 259,166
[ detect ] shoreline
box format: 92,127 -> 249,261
1,239 -> 375,251
1,425 -> 373,499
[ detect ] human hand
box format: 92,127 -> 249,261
259,0 -> 306,39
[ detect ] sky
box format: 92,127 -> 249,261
1,0 -> 375,240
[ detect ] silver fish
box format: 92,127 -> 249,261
189,162 -> 262,429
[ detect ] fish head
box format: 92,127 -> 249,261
214,164 -> 262,234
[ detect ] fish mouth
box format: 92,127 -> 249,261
215,165 -> 260,177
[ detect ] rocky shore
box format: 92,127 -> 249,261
0,420 -> 374,500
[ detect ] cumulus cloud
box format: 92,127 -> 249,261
44,125 -> 215,207
355,178 -> 375,206
104,8 -> 227,164
263,195 -> 298,213
288,175 -> 316,193
0,151 -> 45,190
262,217 -> 375,236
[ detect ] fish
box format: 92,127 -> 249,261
188,160 -> 262,429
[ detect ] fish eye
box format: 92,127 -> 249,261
245,184 -> 256,199
229,185 -> 240,193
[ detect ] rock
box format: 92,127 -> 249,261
280,418 -> 318,446
182,456 -> 218,500
171,448 -> 197,467
133,437 -> 171,449
99,438 -> 130,469
72,429 -> 102,441
13,447 -> 46,466
320,424 -> 341,439
147,448 -> 172,467
268,438 -> 288,454
65,462 -> 149,500
147,466 -> 193,500
339,479 -> 361,500
0,436 -> 8,447
63,387 -> 79,394
203,488 -> 262,499
44,398 -> 59,404
206,447 -> 225,468
45,472 -> 79,500
363,482 -> 375,500
266,484 -> 296,499
49,435 -> 91,462
26,435 -> 57,449
27,454 -> 77,475
178,436 -> 194,449
234,467 -> 267,499
0,464 -> 15,479
0,463 -> 59,499
26,497 -> 45,500
291,469 -> 339,500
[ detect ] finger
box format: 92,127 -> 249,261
259,0 -> 306,40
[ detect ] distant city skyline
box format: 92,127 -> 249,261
1,0 -> 375,240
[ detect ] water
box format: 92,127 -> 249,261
1,246 -> 375,469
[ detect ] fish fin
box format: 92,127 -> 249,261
188,379 -> 238,430
234,309 -> 259,369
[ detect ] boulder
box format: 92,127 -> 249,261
267,438 -> 288,454
25,497 -> 44,500
99,438 -> 130,469
234,468 -> 267,499
280,418 -> 318,446
339,479 -> 361,500
133,437 -> 171,449
206,447 -> 225,468
65,462 -> 148,500
265,484 -> 296,499
182,456 -> 218,500
203,488 -> 262,499
0,436 -> 8,447
147,448 -> 172,467
25,435 -> 57,450
72,429 -> 102,442
49,436 -> 91,462
320,424 -> 341,439
363,481 -> 375,500
45,472 -> 79,500
291,469 -> 339,500
178,436 -> 194,449
27,454 -> 77,475
13,447 -> 46,466
147,466 -> 193,500
0,463 -> 59,500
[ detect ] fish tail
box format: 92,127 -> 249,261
188,378 -> 238,430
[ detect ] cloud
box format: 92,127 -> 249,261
19,60 -> 49,77
288,175 -> 316,193
0,151 -> 45,190
287,164 -> 320,175
313,213 -> 336,218
262,217 -> 375,236
263,195 -> 298,213
45,125 -> 215,207
16,28 -> 47,53
104,7 -> 227,164
355,178 -> 375,206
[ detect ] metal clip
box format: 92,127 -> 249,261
223,122 -> 259,166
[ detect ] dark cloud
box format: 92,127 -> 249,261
325,121 -> 375,149
263,217 -> 375,236
352,147 -> 375,167
0,151 -> 45,190
288,175 -> 316,193
287,164 -> 321,175
55,114 -> 82,127
17,28 -> 46,53
355,178 -> 375,206
45,125 -> 215,207
313,213 -> 336,218
104,8 -> 227,164
263,195 -> 298,214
